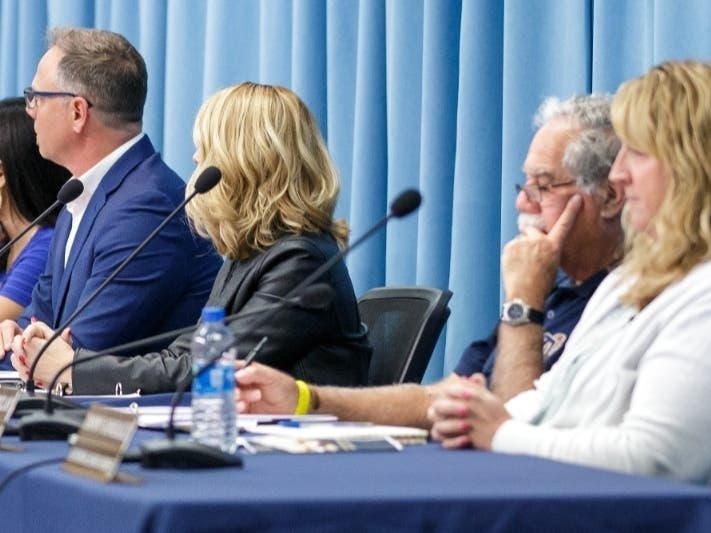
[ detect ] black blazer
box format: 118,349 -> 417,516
72,232 -> 372,394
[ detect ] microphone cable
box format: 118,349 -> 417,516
0,456 -> 64,496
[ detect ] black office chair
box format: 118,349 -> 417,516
358,286 -> 453,386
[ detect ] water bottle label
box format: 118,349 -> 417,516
192,363 -> 235,394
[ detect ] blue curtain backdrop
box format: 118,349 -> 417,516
1,0 -> 709,381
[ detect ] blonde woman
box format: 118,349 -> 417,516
428,61 -> 711,484
14,83 -> 371,393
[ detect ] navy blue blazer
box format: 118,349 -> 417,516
14,135 -> 220,360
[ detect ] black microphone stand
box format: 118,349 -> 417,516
15,168 -> 222,440
17,285 -> 333,441
0,181 -> 88,422
24,167 -> 220,395
0,179 -> 84,260
140,189 -> 422,468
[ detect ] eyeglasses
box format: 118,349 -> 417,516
23,87 -> 93,109
515,180 -> 576,203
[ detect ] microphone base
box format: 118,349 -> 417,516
17,410 -> 86,441
140,438 -> 243,469
12,393 -> 85,419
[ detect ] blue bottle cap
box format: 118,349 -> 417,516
201,306 -> 226,322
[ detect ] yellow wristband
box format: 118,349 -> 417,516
294,380 -> 311,415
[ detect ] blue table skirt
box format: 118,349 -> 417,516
0,425 -> 710,533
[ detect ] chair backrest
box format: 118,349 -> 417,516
358,286 -> 452,386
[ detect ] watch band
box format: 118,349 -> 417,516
526,306 -> 545,324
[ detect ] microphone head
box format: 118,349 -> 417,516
390,189 -> 422,218
194,166 -> 222,194
56,179 -> 84,204
295,283 -> 335,310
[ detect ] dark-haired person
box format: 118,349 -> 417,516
14,82 -> 371,393
0,27 -> 221,368
0,97 -> 70,321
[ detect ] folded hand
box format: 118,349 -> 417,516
428,373 -> 511,450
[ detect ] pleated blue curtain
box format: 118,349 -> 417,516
442,0 -> 503,377
0,0 -> 709,381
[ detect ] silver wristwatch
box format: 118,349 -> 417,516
501,298 -> 544,326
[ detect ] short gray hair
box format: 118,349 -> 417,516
535,94 -> 621,192
48,27 -> 147,129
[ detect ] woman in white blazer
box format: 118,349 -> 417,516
429,60 -> 711,485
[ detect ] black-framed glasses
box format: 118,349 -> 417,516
515,180 -> 576,203
23,87 -> 93,109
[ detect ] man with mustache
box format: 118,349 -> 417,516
463,94 -> 624,401
236,94 -> 626,425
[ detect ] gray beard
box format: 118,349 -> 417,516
517,213 -> 546,232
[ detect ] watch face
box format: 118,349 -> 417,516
508,303 -> 524,320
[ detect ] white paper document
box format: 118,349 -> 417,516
118,405 -> 337,431
0,370 -> 21,382
249,422 -> 428,441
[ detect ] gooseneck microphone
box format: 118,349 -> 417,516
262,188 -> 421,313
138,188 -> 422,468
19,284 -> 335,441
0,180 -> 84,420
0,179 -> 84,259
139,283 -> 337,469
23,166 -> 222,396
43,283 -> 336,403
23,188 -> 421,453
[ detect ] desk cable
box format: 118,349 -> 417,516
0,457 -> 64,495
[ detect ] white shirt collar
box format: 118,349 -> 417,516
66,133 -> 145,216
63,133 -> 145,266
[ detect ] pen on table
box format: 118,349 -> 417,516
241,336 -> 268,367
278,420 -> 301,428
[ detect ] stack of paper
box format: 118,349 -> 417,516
119,405 -> 337,432
246,421 -> 428,453
250,422 -> 428,442
116,404 -> 428,453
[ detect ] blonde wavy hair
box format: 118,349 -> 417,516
185,82 -> 349,259
611,60 -> 711,309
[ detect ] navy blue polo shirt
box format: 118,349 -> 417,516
454,269 -> 608,379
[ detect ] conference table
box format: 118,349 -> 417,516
0,396 -> 710,532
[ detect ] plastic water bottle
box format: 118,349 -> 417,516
191,307 -> 237,453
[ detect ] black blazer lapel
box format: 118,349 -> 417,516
210,259 -> 251,311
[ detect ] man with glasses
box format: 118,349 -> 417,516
0,27 -> 220,369
466,94 -> 625,401
234,94 -> 626,426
